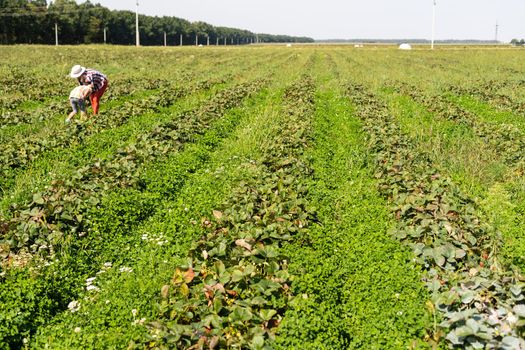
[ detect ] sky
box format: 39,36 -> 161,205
88,0 -> 525,42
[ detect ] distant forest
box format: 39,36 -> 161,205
0,0 -> 314,45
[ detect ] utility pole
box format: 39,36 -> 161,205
195,34 -> 198,46
55,22 -> 58,46
135,0 -> 140,46
180,34 -> 183,46
431,0 -> 436,50
207,35 -> 210,46
164,31 -> 167,46
495,21 -> 499,43
104,27 -> 107,44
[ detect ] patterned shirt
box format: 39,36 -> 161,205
79,69 -> 107,92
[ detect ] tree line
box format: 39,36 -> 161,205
0,0 -> 314,45
510,39 -> 525,46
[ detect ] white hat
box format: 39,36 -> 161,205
70,65 -> 86,78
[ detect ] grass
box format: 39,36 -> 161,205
379,81 -> 525,276
381,91 -> 507,197
29,55 -> 309,349
275,76 -> 432,349
2,45 -> 525,349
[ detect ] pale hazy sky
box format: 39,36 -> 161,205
88,0 -> 525,42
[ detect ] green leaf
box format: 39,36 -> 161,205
231,269 -> 244,282
230,306 -> 253,322
259,309 -> 277,321
513,304 -> 525,318
214,260 -> 226,275
501,336 -> 521,349
461,291 -> 475,304
510,286 -> 522,297
455,248 -> 466,259
32,193 -> 45,205
251,335 -> 265,349
466,319 -> 479,334
433,250 -> 446,267
455,325 -> 474,337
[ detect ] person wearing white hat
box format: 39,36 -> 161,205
69,65 -> 108,115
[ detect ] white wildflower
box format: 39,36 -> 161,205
133,317 -> 146,325
86,277 -> 96,284
68,301 -> 80,313
132,309 -> 138,317
119,266 -> 133,273
74,327 -> 81,333
103,262 -> 112,268
86,285 -> 100,292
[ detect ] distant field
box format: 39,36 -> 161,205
1,45 -> 525,349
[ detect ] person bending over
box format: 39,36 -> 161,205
69,65 -> 108,115
66,84 -> 92,123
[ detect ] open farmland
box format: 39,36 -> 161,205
1,45 -> 525,349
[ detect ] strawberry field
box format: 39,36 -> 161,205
1,45 -> 525,349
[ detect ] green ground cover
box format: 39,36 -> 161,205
1,45 -> 525,349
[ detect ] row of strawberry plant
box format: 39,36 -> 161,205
274,81 -> 432,349
0,49 -> 288,144
0,52 -> 295,216
0,52 -> 261,129
0,48 -> 220,111
387,81 -> 525,171
0,76 -> 229,195
144,77 -> 316,349
0,77 -> 175,129
0,73 -> 64,110
28,82 -> 277,350
0,48 -> 266,129
0,79 -> 266,262
0,79 -> 268,349
0,54 -> 282,158
445,80 -> 525,116
347,82 -> 525,349
22,53 -> 311,348
382,80 -> 525,276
